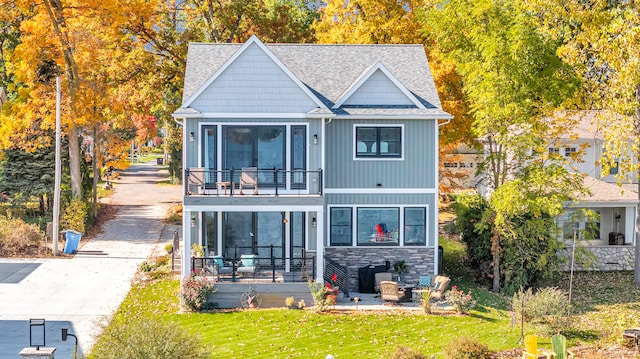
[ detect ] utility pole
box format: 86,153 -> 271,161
52,75 -> 62,256
635,84 -> 640,287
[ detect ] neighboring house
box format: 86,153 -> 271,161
172,36 -> 451,306
467,111 -> 637,271
552,111 -> 637,270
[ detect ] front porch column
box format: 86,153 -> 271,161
182,210 -> 193,280
315,211 -> 324,283
626,206 -> 635,244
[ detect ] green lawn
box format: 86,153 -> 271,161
91,238 -> 640,358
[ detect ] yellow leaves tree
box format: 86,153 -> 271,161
2,0 -> 157,199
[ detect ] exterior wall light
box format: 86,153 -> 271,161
313,134 -> 318,145
189,131 -> 195,142
312,217 -> 317,228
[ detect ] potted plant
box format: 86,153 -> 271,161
393,260 -> 408,282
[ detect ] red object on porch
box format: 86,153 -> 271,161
375,223 -> 384,241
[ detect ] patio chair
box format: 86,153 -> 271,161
374,272 -> 392,293
379,281 -> 405,305
188,167 -> 205,194
551,334 -> 574,359
430,275 -> 451,300
206,255 -> 233,281
522,335 -> 555,359
417,275 -> 433,288
239,167 -> 258,195
237,254 -> 257,277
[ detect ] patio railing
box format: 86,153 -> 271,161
191,247 -> 316,283
325,257 -> 350,298
185,168 -> 323,196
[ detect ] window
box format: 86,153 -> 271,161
404,208 -> 426,245
330,208 -> 352,246
564,147 -> 576,157
355,126 -> 401,158
357,208 -> 399,246
223,126 -> 286,185
548,147 -> 559,154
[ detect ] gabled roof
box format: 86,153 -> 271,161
183,36 -> 326,109
332,61 -> 425,109
179,37 -> 450,118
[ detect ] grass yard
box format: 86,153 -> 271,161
90,238 -> 640,358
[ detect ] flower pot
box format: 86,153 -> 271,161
325,294 -> 337,305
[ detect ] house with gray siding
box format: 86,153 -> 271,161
173,36 -> 451,307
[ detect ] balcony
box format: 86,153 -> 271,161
185,168 -> 323,197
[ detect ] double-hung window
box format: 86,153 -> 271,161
355,126 -> 402,158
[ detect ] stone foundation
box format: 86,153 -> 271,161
560,245 -> 635,271
325,247 -> 435,292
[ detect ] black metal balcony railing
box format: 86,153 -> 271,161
191,247 -> 316,283
185,168 -> 323,196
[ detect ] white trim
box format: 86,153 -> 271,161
433,119 -> 440,275
184,205 -> 324,212
324,188 -> 437,194
332,62 -> 426,109
182,36 -> 327,109
352,124 -> 405,161
327,204 -> 431,248
200,112 -> 312,119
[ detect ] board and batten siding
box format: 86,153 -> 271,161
324,119 -> 437,189
189,42 -> 318,113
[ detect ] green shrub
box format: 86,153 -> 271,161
61,199 -> 87,233
139,261 -> 153,272
180,272 -> 215,311
444,337 -> 492,359
388,346 -> 427,359
0,216 -> 45,255
89,317 -> 210,359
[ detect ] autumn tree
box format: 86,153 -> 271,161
423,0 -> 584,292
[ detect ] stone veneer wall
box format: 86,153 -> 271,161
324,247 -> 435,292
559,245 -> 635,271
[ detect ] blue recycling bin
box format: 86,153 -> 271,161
63,230 -> 82,254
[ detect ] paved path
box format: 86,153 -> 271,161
0,161 -> 182,358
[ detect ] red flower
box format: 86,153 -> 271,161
326,283 -> 332,289
332,273 -> 338,283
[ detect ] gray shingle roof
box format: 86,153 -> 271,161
578,176 -> 638,204
181,39 -> 447,117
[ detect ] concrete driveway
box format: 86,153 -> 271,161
0,161 -> 182,359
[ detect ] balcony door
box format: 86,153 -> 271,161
223,212 -> 285,264
223,126 -> 285,186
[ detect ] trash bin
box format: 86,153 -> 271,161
156,158 -> 163,165
63,230 -> 82,254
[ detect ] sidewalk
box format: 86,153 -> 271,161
0,160 -> 182,359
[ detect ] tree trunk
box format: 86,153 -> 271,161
491,232 -> 501,293
68,126 -> 82,199
92,125 -> 99,218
